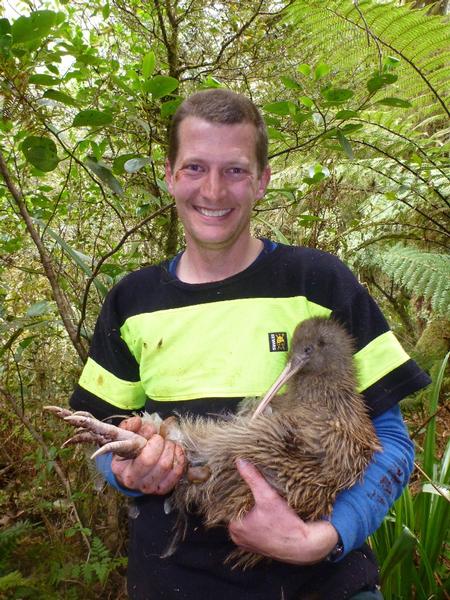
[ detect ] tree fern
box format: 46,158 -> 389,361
287,0 -> 450,122
361,245 -> 450,316
263,0 -> 449,258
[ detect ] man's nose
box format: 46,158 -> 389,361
200,170 -> 225,202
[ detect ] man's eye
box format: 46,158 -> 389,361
186,164 -> 202,172
228,167 -> 245,175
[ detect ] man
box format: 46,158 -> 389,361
70,89 -> 430,599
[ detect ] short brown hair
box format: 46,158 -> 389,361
168,89 -> 268,174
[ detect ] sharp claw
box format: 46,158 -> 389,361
44,405 -> 78,418
62,432 -> 110,447
45,406 -> 148,460
63,414 -> 138,442
90,437 -> 147,460
44,406 -> 94,419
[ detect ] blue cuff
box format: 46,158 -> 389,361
330,404 -> 414,558
95,452 -> 144,498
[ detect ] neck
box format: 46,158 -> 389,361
177,236 -> 263,283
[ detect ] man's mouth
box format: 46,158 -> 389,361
195,207 -> 232,217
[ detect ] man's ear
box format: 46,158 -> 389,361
255,166 -> 271,200
165,159 -> 174,195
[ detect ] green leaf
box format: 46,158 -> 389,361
280,76 -> 301,90
263,101 -> 295,116
113,153 -> 140,175
383,55 -> 400,70
423,352 -> 449,477
321,87 -> 354,104
297,63 -> 311,77
303,173 -> 325,185
299,96 -> 314,109
0,119 -> 13,133
72,109 -> 113,127
292,112 -> 311,125
124,157 -> 152,173
156,178 -> 168,193
267,126 -> 285,141
380,526 -> 417,586
102,3 -> 111,19
336,129 -> 354,159
253,216 -> 290,244
298,214 -> 321,227
314,63 -> 330,80
367,73 -> 398,93
26,300 -> 52,317
142,51 -> 156,79
143,75 -> 178,99
200,76 -> 222,89
43,89 -> 79,107
21,136 -> 59,172
77,53 -> 103,66
33,219 -> 109,299
0,18 -> 11,36
376,97 -> 412,108
341,123 -> 363,134
335,109 -> 358,120
160,98 -> 183,119
0,32 -> 12,56
28,73 -> 60,86
11,10 -> 59,45
85,157 -> 123,196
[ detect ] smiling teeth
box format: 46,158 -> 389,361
197,208 -> 231,217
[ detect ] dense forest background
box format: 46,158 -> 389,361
0,0 -> 449,598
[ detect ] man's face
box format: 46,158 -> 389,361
165,116 -> 270,252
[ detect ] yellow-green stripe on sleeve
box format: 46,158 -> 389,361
354,331 -> 410,392
79,357 -> 146,410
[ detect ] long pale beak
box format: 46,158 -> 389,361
251,355 -> 308,420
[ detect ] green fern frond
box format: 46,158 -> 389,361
287,0 -> 450,124
364,245 -> 450,316
0,520 -> 35,566
0,570 -> 31,592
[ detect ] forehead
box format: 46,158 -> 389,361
175,116 -> 258,165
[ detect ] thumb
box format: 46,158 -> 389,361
119,415 -> 142,432
235,458 -> 280,505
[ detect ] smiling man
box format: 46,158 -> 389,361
70,89 -> 430,599
165,97 -> 271,282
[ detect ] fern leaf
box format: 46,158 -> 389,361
0,570 -> 31,591
371,246 -> 450,316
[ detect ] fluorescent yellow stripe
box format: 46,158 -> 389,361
79,357 -> 146,410
120,296 -> 331,402
354,331 -> 410,392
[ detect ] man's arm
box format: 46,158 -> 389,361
330,403 -> 414,555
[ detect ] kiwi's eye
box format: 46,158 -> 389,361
318,338 -> 325,348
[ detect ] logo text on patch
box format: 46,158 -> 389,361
268,332 -> 288,352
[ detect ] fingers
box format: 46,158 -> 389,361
235,458 -> 280,506
119,415 -> 142,432
112,435 -> 185,495
154,444 -> 186,494
119,415 -> 157,440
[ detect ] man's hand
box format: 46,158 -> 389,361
228,459 -> 339,565
111,416 -> 186,495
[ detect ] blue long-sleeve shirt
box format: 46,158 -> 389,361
95,403 -> 414,557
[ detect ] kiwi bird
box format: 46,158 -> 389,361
45,317 -> 381,567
